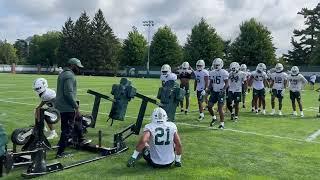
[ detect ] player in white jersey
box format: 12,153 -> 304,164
310,74 -> 317,90
127,107 -> 182,168
160,64 -> 177,86
33,78 -> 58,139
176,62 -> 194,114
270,63 -> 288,116
194,60 -> 209,121
227,62 -> 247,121
249,63 -> 269,115
288,66 -> 308,117
240,64 -> 250,108
208,58 -> 229,129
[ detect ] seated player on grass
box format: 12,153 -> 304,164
33,78 -> 58,139
127,107 -> 182,168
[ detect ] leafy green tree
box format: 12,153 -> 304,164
286,3 -> 320,65
57,17 -> 76,66
14,39 -> 28,63
90,9 -> 121,71
120,26 -> 147,66
28,31 -> 61,66
149,25 -> 183,66
184,18 -> 224,67
0,41 -> 18,64
230,18 -> 276,66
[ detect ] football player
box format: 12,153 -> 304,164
160,64 -> 177,86
194,60 -> 209,121
33,78 -> 58,139
249,63 -> 269,115
270,63 -> 288,116
227,62 -> 247,121
288,66 -> 308,117
127,107 -> 182,168
240,64 -> 250,108
177,62 -> 193,114
208,58 -> 229,129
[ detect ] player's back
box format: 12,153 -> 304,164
40,88 -> 56,107
144,122 -> 177,165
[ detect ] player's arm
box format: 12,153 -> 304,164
204,76 -> 209,90
223,79 -> 229,91
173,132 -> 182,167
127,131 -> 151,167
35,101 -> 46,121
194,78 -> 197,91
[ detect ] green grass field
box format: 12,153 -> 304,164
1,73 -> 320,180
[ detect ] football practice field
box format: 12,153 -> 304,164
1,73 -> 320,180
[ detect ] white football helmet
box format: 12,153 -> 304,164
196,60 -> 205,71
256,63 -> 266,73
161,64 -> 171,76
181,62 -> 190,71
230,62 -> 240,73
275,63 -> 284,72
33,78 -> 48,95
151,107 -> 168,124
212,58 -> 224,70
240,64 -> 247,72
291,66 -> 299,75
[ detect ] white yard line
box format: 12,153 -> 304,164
177,122 -> 320,144
306,129 -> 320,142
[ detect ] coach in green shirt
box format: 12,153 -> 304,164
56,58 -> 84,158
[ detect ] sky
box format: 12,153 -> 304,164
0,0 -> 318,56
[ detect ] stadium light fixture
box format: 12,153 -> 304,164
143,20 -> 154,77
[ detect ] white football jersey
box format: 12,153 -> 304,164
40,88 -> 56,107
229,71 -> 247,93
288,74 -> 308,92
209,69 -> 229,92
160,73 -> 177,83
271,72 -> 288,90
194,70 -> 209,91
251,71 -> 268,90
310,75 -> 317,83
144,122 -> 178,165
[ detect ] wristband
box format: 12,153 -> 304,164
175,154 -> 181,162
131,150 -> 140,159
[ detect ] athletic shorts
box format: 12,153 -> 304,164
290,91 -> 301,101
197,90 -> 205,103
143,148 -> 173,168
310,81 -> 315,85
180,84 -> 190,97
253,88 -> 265,98
227,91 -> 242,103
209,91 -> 225,105
241,84 -> 246,95
272,89 -> 284,99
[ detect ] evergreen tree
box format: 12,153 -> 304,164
74,12 -> 92,68
0,41 -> 18,64
57,18 -> 76,66
149,25 -> 183,66
184,18 -> 224,67
90,9 -> 121,71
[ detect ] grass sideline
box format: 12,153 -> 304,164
0,73 -> 320,180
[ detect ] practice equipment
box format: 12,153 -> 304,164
240,64 -> 247,72
161,64 -> 171,77
275,63 -> 284,72
212,58 -> 224,70
157,80 -> 185,122
196,60 -> 205,71
230,62 -> 240,73
32,78 -> 48,95
291,66 -> 299,75
181,62 -> 190,70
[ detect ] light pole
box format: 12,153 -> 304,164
143,20 -> 154,77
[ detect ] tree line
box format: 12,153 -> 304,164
0,4 -> 319,70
